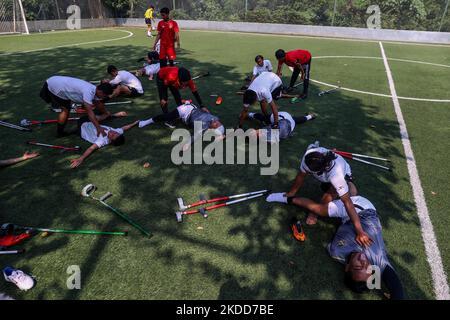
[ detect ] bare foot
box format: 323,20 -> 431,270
113,111 -> 128,118
306,213 -> 318,225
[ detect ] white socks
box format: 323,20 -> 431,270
305,115 -> 313,121
139,118 -> 154,128
266,192 -> 288,203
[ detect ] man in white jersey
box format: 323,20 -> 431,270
242,55 -> 273,90
239,72 -> 283,129
40,76 -> 116,138
70,112 -> 137,169
265,192 -> 404,299
105,65 -> 144,98
247,111 -> 316,143
280,142 -> 372,247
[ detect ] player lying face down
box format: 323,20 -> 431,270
138,102 -> 225,151
266,192 -> 405,299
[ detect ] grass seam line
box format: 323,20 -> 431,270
380,41 -> 450,300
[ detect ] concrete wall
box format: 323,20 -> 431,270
19,18 -> 450,45
119,18 -> 450,45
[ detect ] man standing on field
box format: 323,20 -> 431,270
154,7 -> 180,68
144,5 -> 155,37
276,48 -> 312,99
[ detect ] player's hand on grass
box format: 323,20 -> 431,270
70,158 -> 83,169
356,230 -> 373,247
113,111 -> 128,118
23,151 -> 40,160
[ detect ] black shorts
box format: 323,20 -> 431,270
145,18 -> 152,25
128,87 -> 144,98
320,174 -> 354,193
76,116 -> 90,137
156,75 -> 182,106
271,85 -> 283,101
40,81 -> 71,109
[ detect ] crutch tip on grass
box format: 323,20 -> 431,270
176,211 -> 183,223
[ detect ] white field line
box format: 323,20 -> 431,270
0,29 -> 134,56
380,41 -> 450,300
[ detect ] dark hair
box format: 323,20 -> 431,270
112,134 -> 125,147
107,65 -> 118,74
160,7 -> 170,14
305,151 -> 336,173
150,5 -> 154,9
97,83 -> 114,95
243,90 -> 257,105
147,51 -> 159,62
344,271 -> 369,294
178,67 -> 191,82
255,55 -> 264,62
275,49 -> 286,60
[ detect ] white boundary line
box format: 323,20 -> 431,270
0,29 -> 134,56
310,55 -> 450,103
380,41 -> 450,300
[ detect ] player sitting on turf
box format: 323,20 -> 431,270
239,72 -> 284,129
40,76 -> 116,138
0,152 -> 40,168
283,142 -> 372,249
135,51 -> 161,81
139,101 -> 225,151
154,7 -> 180,68
266,193 -> 404,299
248,111 -> 316,143
275,48 -> 312,99
157,66 -> 206,127
104,65 -> 144,99
70,112 -> 138,169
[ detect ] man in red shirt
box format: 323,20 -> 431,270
153,7 -> 180,68
157,67 -> 205,126
276,49 -> 312,99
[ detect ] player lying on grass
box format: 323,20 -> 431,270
40,76 -> 115,138
104,65 -> 144,99
154,7 -> 180,67
242,55 -> 273,90
247,111 -> 316,143
157,67 -> 206,127
139,101 -> 225,151
134,51 -> 161,81
239,72 -> 283,129
275,48 -> 312,99
0,152 -> 39,168
283,142 -> 372,247
266,193 -> 404,299
70,112 -> 138,169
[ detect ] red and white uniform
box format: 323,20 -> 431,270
158,67 -> 197,91
279,49 -> 312,69
157,19 -> 179,60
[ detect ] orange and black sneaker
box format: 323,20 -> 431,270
291,219 -> 306,242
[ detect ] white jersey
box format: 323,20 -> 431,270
81,122 -> 124,148
110,71 -> 144,94
248,72 -> 282,104
328,196 -> 376,223
144,63 -> 160,76
155,40 -> 160,54
300,147 -> 352,197
177,103 -> 195,124
253,60 -> 273,76
47,76 -> 97,105
270,111 -> 295,133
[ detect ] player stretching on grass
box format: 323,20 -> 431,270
275,49 -> 312,99
139,102 -> 225,151
242,55 -> 273,90
144,5 -> 155,37
266,193 -> 404,299
0,152 -> 40,168
157,66 -> 205,127
135,51 -> 161,81
248,111 -> 316,143
239,72 -> 283,129
40,76 -> 116,138
282,142 -> 372,249
70,112 -> 138,169
105,65 -> 144,98
154,7 -> 180,68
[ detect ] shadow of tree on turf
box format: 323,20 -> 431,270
0,34 -> 432,300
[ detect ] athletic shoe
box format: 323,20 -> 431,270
164,121 -> 176,129
290,219 -> 306,242
307,113 -> 317,121
2,267 -> 35,291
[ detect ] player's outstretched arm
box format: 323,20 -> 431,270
70,144 -> 99,169
341,193 -> 373,247
286,171 -> 306,197
122,120 -> 139,132
0,152 -> 40,168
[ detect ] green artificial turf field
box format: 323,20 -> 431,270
0,27 -> 449,300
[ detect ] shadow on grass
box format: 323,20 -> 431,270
0,42 -> 427,300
